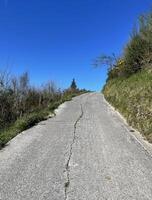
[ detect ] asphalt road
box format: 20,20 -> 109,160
0,93 -> 152,200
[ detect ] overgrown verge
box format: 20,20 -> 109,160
103,70 -> 152,142
0,91 -> 86,149
96,11 -> 152,142
0,71 -> 88,149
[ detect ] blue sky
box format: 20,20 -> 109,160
0,0 -> 151,91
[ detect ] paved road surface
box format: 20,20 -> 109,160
0,93 -> 152,200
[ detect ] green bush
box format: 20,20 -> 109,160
105,12 -> 152,80
124,34 -> 148,75
123,12 -> 152,76
107,59 -> 126,79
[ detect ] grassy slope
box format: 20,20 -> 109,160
103,70 -> 152,142
0,92 -> 84,149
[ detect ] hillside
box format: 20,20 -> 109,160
100,12 -> 152,142
103,69 -> 152,142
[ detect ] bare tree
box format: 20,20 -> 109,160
93,53 -> 118,72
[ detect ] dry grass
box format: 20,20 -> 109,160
103,70 -> 152,142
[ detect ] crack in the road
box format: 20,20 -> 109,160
64,104 -> 84,200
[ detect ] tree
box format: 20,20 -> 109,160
70,79 -> 77,91
19,72 -> 29,95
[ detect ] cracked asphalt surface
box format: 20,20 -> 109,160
0,93 -> 152,200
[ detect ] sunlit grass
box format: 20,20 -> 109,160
103,70 -> 152,142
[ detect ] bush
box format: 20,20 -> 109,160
107,59 -> 126,79
103,12 -> 152,80
124,34 -> 148,75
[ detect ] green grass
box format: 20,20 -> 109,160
0,110 -> 50,148
0,92 -> 84,149
103,70 -> 152,142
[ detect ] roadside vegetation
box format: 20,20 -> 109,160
0,72 -> 87,149
96,12 -> 152,142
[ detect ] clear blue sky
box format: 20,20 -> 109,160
0,0 -> 151,91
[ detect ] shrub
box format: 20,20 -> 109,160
107,59 -> 126,79
124,34 -> 148,75
98,12 -> 152,80
123,12 -> 152,76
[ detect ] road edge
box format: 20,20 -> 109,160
102,94 -> 152,157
